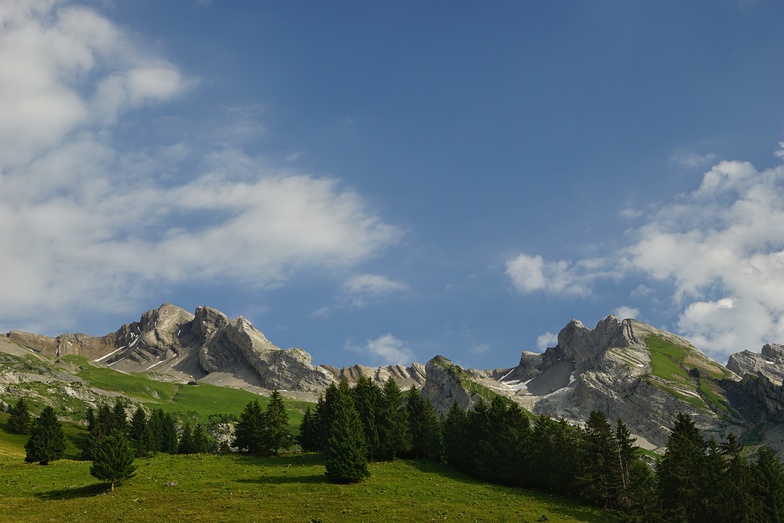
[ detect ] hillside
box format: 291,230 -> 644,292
3,303 -> 784,454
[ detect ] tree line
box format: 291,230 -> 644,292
8,381 -> 784,520
294,378 -> 784,522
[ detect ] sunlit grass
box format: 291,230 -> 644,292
0,450 -> 617,523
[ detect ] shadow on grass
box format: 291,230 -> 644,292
403,459 -> 619,523
35,482 -> 107,500
237,472 -> 329,485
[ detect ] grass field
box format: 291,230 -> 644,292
0,449 -> 616,523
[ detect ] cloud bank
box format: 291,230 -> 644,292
508,156 -> 784,361
0,1 -> 400,332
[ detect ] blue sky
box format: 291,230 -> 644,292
2,0 -> 783,369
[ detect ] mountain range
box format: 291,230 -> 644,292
3,303 -> 784,454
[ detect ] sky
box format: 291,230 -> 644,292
1,0 -> 784,370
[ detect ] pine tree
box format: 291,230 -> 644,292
178,422 -> 195,454
580,410 -> 622,509
233,400 -> 264,454
297,407 -> 321,452
129,406 -> 147,442
8,398 -> 32,434
657,412 -> 706,523
160,412 -> 179,454
406,387 -> 442,461
379,377 -> 410,460
353,377 -> 382,461
90,429 -> 137,492
324,380 -> 369,483
262,390 -> 293,456
192,423 -> 209,453
443,400 -> 470,472
753,446 -> 784,523
24,406 -> 66,465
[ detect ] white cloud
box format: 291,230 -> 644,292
775,142 -> 784,160
346,334 -> 415,366
342,274 -> 409,295
613,306 -> 640,320
505,253 -> 616,297
508,155 -> 784,361
536,331 -> 558,351
0,2 -> 401,333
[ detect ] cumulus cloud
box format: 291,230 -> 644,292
775,142 -> 784,159
536,331 -> 558,351
0,1 -> 400,332
505,253 -> 616,296
345,334 -> 415,366
613,306 -> 640,320
508,156 -> 784,361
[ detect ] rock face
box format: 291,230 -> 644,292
727,344 -> 784,386
4,304 -> 431,396
489,316 -> 742,448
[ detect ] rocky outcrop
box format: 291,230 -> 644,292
727,344 -> 784,386
421,356 -> 483,413
321,362 -> 427,389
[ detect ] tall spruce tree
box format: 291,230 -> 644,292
90,429 -> 137,492
324,380 -> 369,483
24,406 -> 66,465
8,398 -> 32,434
178,422 -> 195,454
580,410 -> 622,509
233,399 -> 265,454
129,406 -> 147,442
754,446 -> 784,523
657,412 -> 706,523
192,423 -> 210,453
379,377 -> 410,460
261,390 -> 293,456
407,389 -> 442,462
352,377 -> 382,461
443,400 -> 470,472
297,407 -> 321,452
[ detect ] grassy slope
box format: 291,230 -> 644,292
645,334 -> 735,417
0,447 -> 615,523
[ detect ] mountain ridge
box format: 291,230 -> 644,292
3,302 -> 784,453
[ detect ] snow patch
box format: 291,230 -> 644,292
95,346 -> 126,363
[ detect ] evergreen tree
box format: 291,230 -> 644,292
178,422 -> 195,454
406,387 -> 442,461
353,377 -> 382,461
8,398 -> 32,434
324,380 -> 369,483
90,429 -> 137,492
297,407 -> 321,452
233,400 -> 265,454
137,422 -> 155,457
24,406 -> 66,465
146,409 -> 166,453
580,410 -> 622,509
657,412 -> 706,523
160,412 -> 179,454
111,399 -> 129,435
443,400 -> 470,472
495,403 -> 532,487
192,423 -> 209,453
753,446 -> 784,523
129,406 -> 147,442
379,377 -> 410,460
713,433 -> 758,522
261,390 -> 293,456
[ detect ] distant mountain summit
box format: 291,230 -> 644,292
3,303 -> 425,398
3,304 -> 784,453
